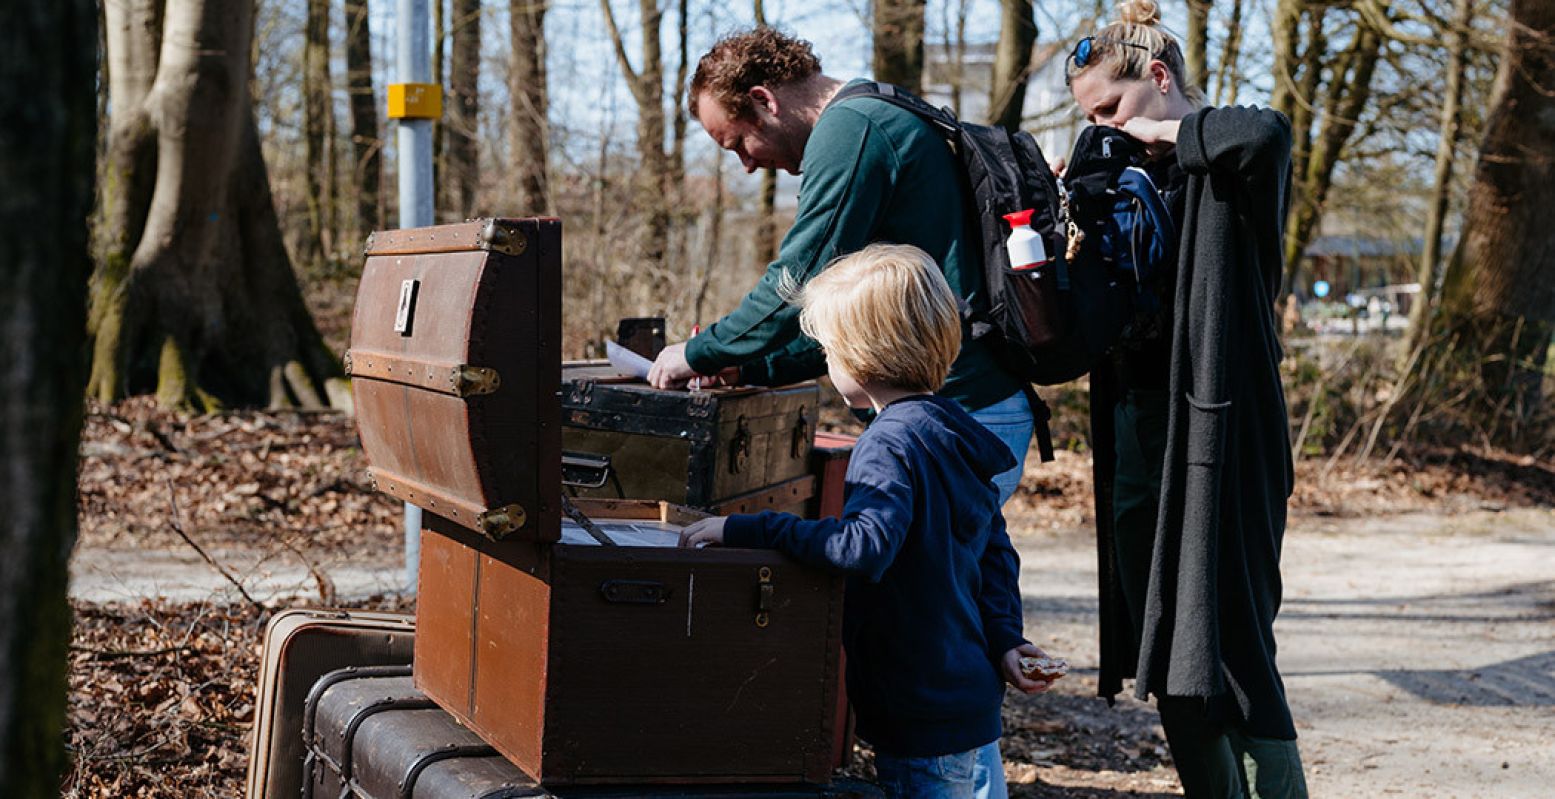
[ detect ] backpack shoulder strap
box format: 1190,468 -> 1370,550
832,81 -> 960,138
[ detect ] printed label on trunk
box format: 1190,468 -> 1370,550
393,278 -> 419,335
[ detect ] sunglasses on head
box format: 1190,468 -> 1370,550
1065,36 -> 1155,84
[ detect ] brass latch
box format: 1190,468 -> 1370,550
791,407 -> 812,459
755,566 -> 773,628
454,365 -> 500,396
479,219 -> 528,256
478,503 -> 527,538
729,417 -> 751,475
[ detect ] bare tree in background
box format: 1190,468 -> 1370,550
90,0 -> 342,411
753,0 -> 779,265
939,0 -> 972,117
1212,0 -> 1244,105
346,0 -> 382,240
1415,0 -> 1555,433
1274,1 -> 1389,300
433,0 -> 446,201
1405,0 -> 1475,353
874,0 -> 927,94
1186,0 -> 1211,93
988,0 -> 1037,131
602,0 -> 672,280
0,2 -> 95,794
303,0 -> 337,261
509,0 -> 549,213
447,0 -> 482,218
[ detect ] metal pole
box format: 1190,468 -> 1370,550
398,0 -> 433,595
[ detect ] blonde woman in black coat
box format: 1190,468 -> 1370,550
1065,2 -> 1307,797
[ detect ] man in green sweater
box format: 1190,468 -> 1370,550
648,27 -> 1035,505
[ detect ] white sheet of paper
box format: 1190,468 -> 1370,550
606,339 -> 654,379
560,520 -> 685,547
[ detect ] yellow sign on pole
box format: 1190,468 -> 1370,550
387,83 -> 443,119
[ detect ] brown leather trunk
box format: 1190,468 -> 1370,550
415,500 -> 845,785
805,433 -> 857,522
348,219 -> 849,787
560,363 -> 819,516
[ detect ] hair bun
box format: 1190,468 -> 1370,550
1117,0 -> 1162,26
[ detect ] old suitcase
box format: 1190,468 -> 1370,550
347,217 -> 561,541
303,669 -> 882,799
348,219 -> 849,786
246,608 -> 416,799
560,362 -> 820,515
416,499 -> 845,785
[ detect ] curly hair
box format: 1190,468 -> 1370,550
689,27 -> 822,121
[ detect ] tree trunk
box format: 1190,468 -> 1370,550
1212,0 -> 1243,105
509,0 -> 549,214
88,0 -> 343,411
941,0 -> 970,117
1405,0 -> 1474,355
987,0 -> 1036,132
1416,0 -> 1555,441
345,0 -> 382,241
601,0 -> 670,280
448,0 -> 482,219
754,0 -> 778,265
1269,0 -> 1304,133
0,3 -> 96,795
1281,5 -> 1385,299
303,0 -> 335,262
433,0 -> 445,209
1186,0 -> 1211,94
872,0 -> 926,94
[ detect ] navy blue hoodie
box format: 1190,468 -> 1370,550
723,394 -> 1026,757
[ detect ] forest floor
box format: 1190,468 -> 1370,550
63,399 -> 1555,797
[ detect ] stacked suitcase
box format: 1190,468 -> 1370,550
255,217 -> 873,798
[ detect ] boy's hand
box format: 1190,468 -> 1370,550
679,517 -> 728,548
1001,643 -> 1062,694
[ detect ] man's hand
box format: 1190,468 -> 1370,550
648,342 -> 696,389
1000,643 -> 1061,695
678,517 -> 728,548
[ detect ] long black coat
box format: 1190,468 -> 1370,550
1091,106 -> 1298,739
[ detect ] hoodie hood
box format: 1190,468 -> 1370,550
878,395 -> 1015,538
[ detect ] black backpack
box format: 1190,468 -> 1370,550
834,84 -> 1176,390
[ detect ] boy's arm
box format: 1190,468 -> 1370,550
977,513 -> 1029,661
723,443 -> 913,581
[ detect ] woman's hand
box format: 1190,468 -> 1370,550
1121,117 -> 1181,154
679,517 -> 728,548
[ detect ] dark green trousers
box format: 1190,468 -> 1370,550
1113,391 -> 1308,799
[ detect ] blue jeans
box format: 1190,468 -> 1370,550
875,741 -> 1007,799
968,391 -> 1034,506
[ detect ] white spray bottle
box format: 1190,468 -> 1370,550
1002,210 -> 1050,271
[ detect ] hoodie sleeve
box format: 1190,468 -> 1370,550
722,435 -> 913,581
977,512 -> 1028,660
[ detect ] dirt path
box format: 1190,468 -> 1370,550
1002,506 -> 1555,798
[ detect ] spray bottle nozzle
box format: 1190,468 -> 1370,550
1003,209 -> 1035,228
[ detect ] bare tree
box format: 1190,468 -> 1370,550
601,0 -> 671,278
753,1 -> 779,265
1412,0 -> 1555,440
1186,0 -> 1211,93
509,0 -> 549,213
1212,0 -> 1244,105
0,4 -> 95,794
988,0 -> 1037,131
345,0 -> 382,240
873,0 -> 927,93
1405,0 -> 1475,352
433,0 -> 446,202
90,0 -> 342,411
303,0 -> 337,260
447,0 -> 482,218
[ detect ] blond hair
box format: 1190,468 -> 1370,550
1068,0 -> 1205,107
785,244 -> 961,394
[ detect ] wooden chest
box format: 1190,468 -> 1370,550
348,219 -> 847,786
561,364 -> 820,515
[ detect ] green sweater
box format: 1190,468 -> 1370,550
683,79 -> 1020,412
